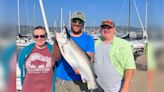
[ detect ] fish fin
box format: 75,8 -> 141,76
64,26 -> 71,40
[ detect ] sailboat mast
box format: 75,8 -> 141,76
128,0 -> 130,39
145,1 -> 148,39
60,8 -> 63,31
133,0 -> 145,32
17,0 -> 20,34
39,0 -> 51,41
69,10 -> 71,30
34,2 -> 35,27
54,21 -> 56,33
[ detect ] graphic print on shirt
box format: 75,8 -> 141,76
26,53 -> 51,73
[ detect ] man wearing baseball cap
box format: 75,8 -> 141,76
56,11 -> 95,92
93,19 -> 136,92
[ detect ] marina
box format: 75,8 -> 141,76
16,0 -> 147,92
13,0 -> 164,92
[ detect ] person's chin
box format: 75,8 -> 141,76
73,29 -> 80,32
36,42 -> 45,46
103,36 -> 109,39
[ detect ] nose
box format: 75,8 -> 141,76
102,29 -> 110,34
103,30 -> 107,33
37,37 -> 42,40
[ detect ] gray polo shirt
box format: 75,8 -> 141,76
93,42 -> 123,92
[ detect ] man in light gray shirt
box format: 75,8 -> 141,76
93,19 -> 136,92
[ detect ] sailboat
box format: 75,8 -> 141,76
131,0 -> 148,53
16,0 -> 32,47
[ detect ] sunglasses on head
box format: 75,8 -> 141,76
33,35 -> 46,38
72,19 -> 84,24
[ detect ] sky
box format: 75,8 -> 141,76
0,0 -> 164,28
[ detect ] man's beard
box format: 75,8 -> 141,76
72,30 -> 82,35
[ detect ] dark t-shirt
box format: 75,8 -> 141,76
22,46 -> 54,92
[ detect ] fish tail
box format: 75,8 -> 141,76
87,81 -> 98,90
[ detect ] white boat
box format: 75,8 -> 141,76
131,39 -> 145,53
16,38 -> 32,47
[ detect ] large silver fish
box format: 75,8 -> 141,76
55,26 -> 98,90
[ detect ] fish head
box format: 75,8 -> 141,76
56,26 -> 70,45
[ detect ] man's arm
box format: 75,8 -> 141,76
52,36 -> 61,62
120,69 -> 134,92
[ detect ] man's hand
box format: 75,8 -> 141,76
87,52 -> 94,63
120,87 -> 129,92
121,69 -> 134,92
72,67 -> 81,74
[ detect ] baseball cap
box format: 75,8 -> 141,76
100,19 -> 115,28
71,11 -> 85,22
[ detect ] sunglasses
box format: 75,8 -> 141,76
33,35 -> 46,38
72,19 -> 84,25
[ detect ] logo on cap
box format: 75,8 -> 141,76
71,11 -> 85,22
101,19 -> 115,27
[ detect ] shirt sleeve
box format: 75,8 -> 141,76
124,44 -> 136,69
